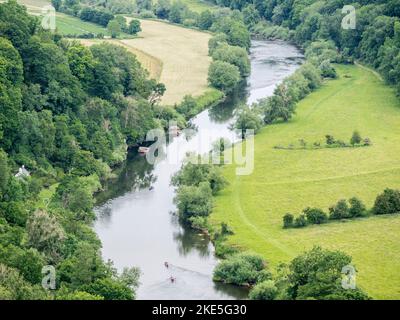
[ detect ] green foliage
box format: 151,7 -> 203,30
107,19 -> 122,38
304,207 -> 328,225
0,264 -> 49,300
79,7 -> 114,27
208,60 -> 241,93
249,280 -> 278,300
286,247 -> 369,300
169,1 -> 187,24
211,15 -> 251,50
282,213 -> 294,228
233,105 -> 263,138
212,43 -> 250,77
172,161 -> 227,195
349,197 -> 367,218
329,199 -> 350,220
350,130 -> 362,146
242,4 -> 261,29
26,210 -> 65,263
294,214 -> 307,228
174,182 -> 213,221
197,10 -> 214,30
128,19 -> 141,35
213,252 -> 270,286
373,188 -> 400,215
0,149 -> 9,196
208,33 -> 228,55
83,277 -> 134,300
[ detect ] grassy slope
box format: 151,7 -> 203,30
120,19 -> 212,105
13,0 -> 128,36
82,19 -> 213,105
210,64 -> 400,299
180,0 -> 218,12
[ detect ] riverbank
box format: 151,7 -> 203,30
93,40 -> 303,299
210,64 -> 400,299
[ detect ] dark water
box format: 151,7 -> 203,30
94,40 -> 303,300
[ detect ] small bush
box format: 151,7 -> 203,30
283,213 -> 294,228
294,214 -> 307,228
348,197 -> 367,217
373,188 -> 400,215
304,207 -> 328,225
363,137 -> 372,146
213,253 -> 269,286
249,280 -> 278,300
350,130 -> 362,146
329,199 -> 349,220
221,222 -> 234,235
325,135 -> 335,145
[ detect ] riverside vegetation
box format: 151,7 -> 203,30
172,0 -> 400,300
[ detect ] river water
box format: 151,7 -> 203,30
94,40 -> 303,300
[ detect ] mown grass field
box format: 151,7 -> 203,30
210,64 -> 400,299
180,0 -> 218,12
120,19 -> 212,105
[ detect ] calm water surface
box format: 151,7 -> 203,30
94,40 -> 303,299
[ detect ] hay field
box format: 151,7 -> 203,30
81,19 -> 211,105
121,19 -> 212,105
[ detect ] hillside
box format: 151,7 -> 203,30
82,19 -> 212,105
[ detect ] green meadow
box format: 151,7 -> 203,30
211,64 -> 400,299
180,0 -> 218,12
55,12 -> 109,35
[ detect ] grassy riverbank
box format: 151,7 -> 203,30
210,64 -> 400,299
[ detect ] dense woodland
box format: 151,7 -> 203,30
0,0 -> 177,299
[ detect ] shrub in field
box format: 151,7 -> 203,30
329,199 -> 350,220
325,135 -> 335,145
373,188 -> 400,215
348,197 -> 367,217
304,207 -> 328,225
350,130 -> 362,146
319,60 -> 337,78
294,214 -> 307,228
283,213 -> 294,228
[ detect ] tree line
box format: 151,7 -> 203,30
213,246 -> 370,300
283,188 -> 400,229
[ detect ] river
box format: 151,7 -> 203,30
94,40 -> 303,300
